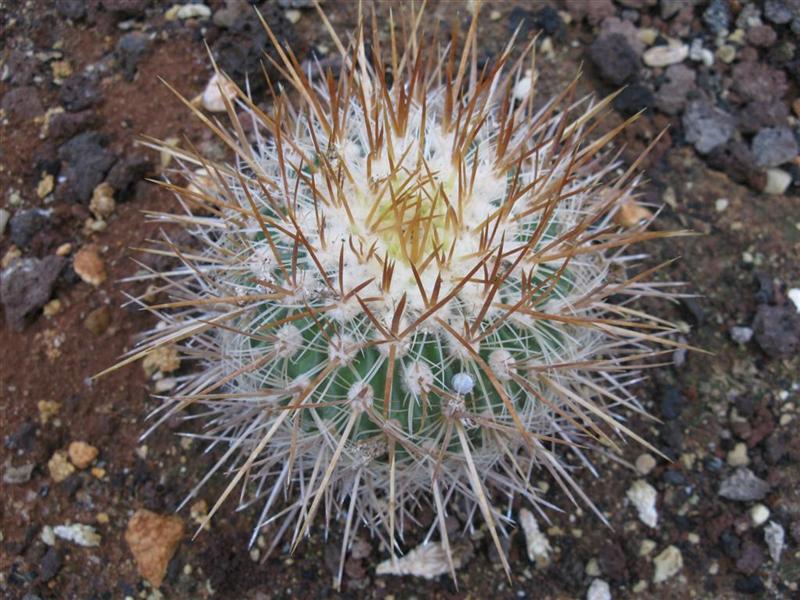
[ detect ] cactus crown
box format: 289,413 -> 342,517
117,2 -> 685,587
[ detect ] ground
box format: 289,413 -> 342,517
1,1 -> 799,599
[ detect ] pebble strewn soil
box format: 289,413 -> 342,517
1,1 -> 799,599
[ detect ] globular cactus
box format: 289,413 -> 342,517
114,2 -> 685,587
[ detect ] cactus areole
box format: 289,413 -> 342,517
117,2 -> 684,586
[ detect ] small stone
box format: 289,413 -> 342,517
89,182 -> 116,219
84,305 -> 111,336
43,299 -> 62,317
8,208 -> 48,249
48,451 -> 75,482
57,131 -> 116,202
589,34 -> 640,85
654,64 -> 695,115
762,168 -> 792,196
143,346 -> 181,376
736,541 -> 764,574
764,521 -> 785,563
764,0 -> 794,25
719,468 -> 770,502
284,9 -> 301,24
751,127 -> 798,169
585,557 -> 601,577
653,545 -> 683,583
640,539 -> 657,557
41,525 -> 56,546
37,173 -> 54,198
750,504 -> 770,527
730,326 -> 753,344
715,198 -> 729,212
53,523 -> 101,547
116,31 -> 151,81
746,25 -> 778,48
587,579 -> 611,600
753,303 -> 800,356
732,61 -> 788,103
3,461 -> 35,484
702,0 -> 730,34
627,480 -> 658,528
125,509 -> 185,588
1,256 -> 66,330
38,547 -> 62,582
727,442 -> 750,467
56,243 -> 72,256
635,453 -> 656,475
716,44 -> 736,63
375,540 -> 471,579
520,508 -> 551,569
1,86 -> 44,120
68,441 -> 99,469
643,42 -> 688,67
59,73 -> 102,112
38,400 -> 61,424
73,247 -> 107,286
51,60 -> 73,80
167,3 -> 211,20
683,99 -> 735,155
200,73 -> 238,113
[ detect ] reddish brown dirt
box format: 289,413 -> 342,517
1,2 -> 799,599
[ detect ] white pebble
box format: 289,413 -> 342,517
750,503 -> 770,527
635,453 -> 656,475
714,198 -> 729,212
519,508 -> 551,569
764,521 -> 785,563
763,168 -> 791,195
643,43 -> 688,67
513,72 -> 533,101
53,523 -> 101,547
587,578 -> 612,600
201,73 -> 238,113
726,442 -> 749,467
653,545 -> 683,583
627,480 -> 658,528
788,288 -> 800,313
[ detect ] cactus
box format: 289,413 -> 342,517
115,3 -> 685,587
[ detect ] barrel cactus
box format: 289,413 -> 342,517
117,3 -> 683,586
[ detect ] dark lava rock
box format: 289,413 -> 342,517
751,126 -> 799,168
1,86 -> 44,120
105,153 -> 153,200
765,430 -> 790,464
659,385 -> 684,420
736,541 -> 765,574
612,83 -> 654,116
57,131 -> 117,203
38,547 -> 62,583
735,575 -> 765,595
683,99 -> 735,154
55,0 -> 86,20
508,6 -> 566,41
101,0 -> 150,17
718,468 -> 770,502
212,4 -> 296,96
746,25 -> 778,48
720,530 -> 741,558
3,48 -> 39,87
59,73 -> 103,112
732,61 -> 789,103
654,64 -> 695,115
0,256 -> 66,330
703,0 -> 731,34
737,100 -> 789,135
589,34 -> 640,86
706,141 -> 766,191
598,541 -> 627,582
8,209 -> 48,249
752,303 -> 800,358
116,32 -> 151,81
47,109 -> 102,142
